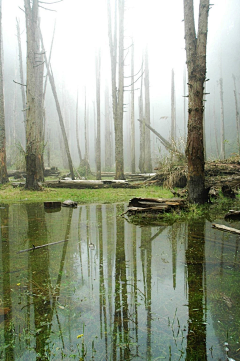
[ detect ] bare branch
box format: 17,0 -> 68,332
124,71 -> 144,88
39,0 -> 63,4
34,61 -> 45,67
13,80 -> 26,86
39,5 -> 57,11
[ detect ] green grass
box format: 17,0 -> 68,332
0,184 -> 173,205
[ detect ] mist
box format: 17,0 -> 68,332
2,0 -> 240,173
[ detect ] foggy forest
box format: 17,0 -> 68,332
1,0 -> 240,185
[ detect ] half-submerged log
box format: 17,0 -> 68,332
17,239 -> 68,253
212,223 -> 240,235
125,197 -> 187,216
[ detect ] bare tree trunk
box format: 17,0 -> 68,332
171,68 -> 176,143
130,42 -> 135,173
95,50 -> 101,180
107,0 -> 125,180
0,0 -> 8,184
233,75 -> 240,155
213,102 -> 220,158
75,91 -> 82,165
144,46 -> 152,172
24,0 -> 44,189
105,84 -> 112,170
184,0 -> 210,204
40,32 -> 75,180
16,18 -> 26,124
183,67 -> 187,143
219,77 -> 225,159
138,64 -> 145,173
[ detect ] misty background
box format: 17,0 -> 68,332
2,0 -> 240,172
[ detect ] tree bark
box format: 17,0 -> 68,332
184,0 -> 210,203
24,0 -> 44,189
0,0 -> 8,184
107,0 -> 125,180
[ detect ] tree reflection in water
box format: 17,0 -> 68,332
186,219 -> 207,361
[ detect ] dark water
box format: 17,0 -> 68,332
0,203 -> 240,361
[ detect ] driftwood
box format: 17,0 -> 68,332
212,223 -> 240,235
125,197 -> 187,216
17,239 -> 68,253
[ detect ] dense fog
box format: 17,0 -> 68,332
2,0 -> 240,172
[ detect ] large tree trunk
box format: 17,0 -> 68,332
107,0 -> 125,180
0,0 -> 8,184
184,0 -> 210,204
24,0 -> 44,189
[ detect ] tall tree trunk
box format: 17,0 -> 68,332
171,68 -> 176,143
75,91 -> 82,165
184,0 -> 210,204
95,50 -> 101,180
0,0 -> 8,184
219,77 -> 225,159
138,66 -> 145,173
24,0 -> 44,189
130,42 -> 136,173
233,75 -> 240,155
40,32 -> 75,180
105,84 -> 112,170
183,67 -> 187,143
144,46 -> 152,172
16,18 -> 26,124
107,0 -> 125,180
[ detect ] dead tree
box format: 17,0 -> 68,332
183,0 -> 210,203
130,42 -> 136,173
95,50 -> 101,180
0,0 -> 8,184
219,77 -> 225,159
107,0 -> 125,179
24,0 -> 44,189
40,31 -> 75,180
144,46 -> 152,172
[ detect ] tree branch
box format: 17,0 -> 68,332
13,80 -> 26,86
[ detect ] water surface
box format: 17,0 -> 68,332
0,203 -> 239,360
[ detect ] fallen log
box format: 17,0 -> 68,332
17,239 -> 68,253
125,197 -> 187,216
224,210 -> 240,221
45,179 -> 138,189
212,223 -> 240,235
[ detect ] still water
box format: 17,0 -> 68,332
0,202 -> 239,361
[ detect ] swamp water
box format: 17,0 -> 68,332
0,203 -> 240,361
